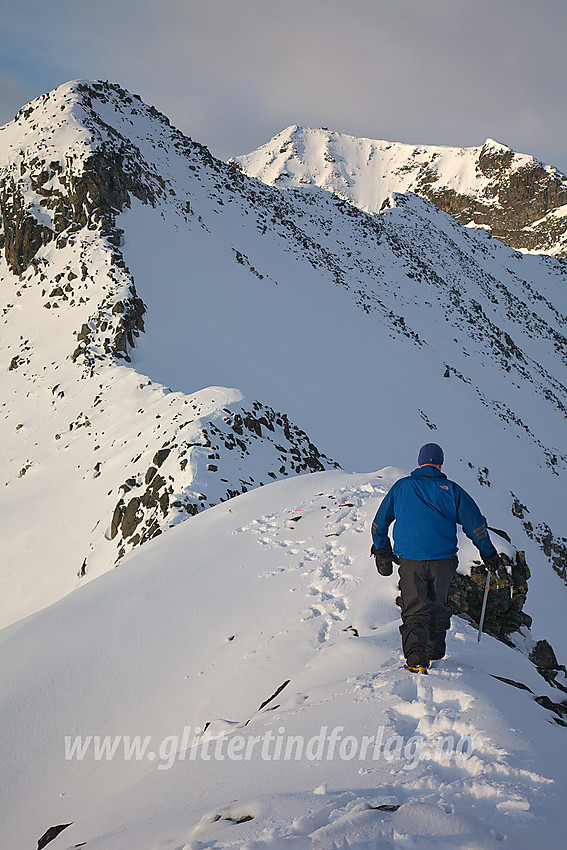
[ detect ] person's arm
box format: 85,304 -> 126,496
454,484 -> 497,560
371,486 -> 396,551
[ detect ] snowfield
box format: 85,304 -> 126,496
1,470 -> 565,850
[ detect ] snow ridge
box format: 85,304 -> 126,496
1,471 -> 565,849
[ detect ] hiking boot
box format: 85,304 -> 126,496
404,652 -> 429,674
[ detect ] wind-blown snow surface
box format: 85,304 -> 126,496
1,471 -> 565,850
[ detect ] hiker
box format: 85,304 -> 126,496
370,443 -> 499,673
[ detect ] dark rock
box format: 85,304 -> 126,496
153,448 -> 171,467
476,141 -> 514,176
491,676 -> 567,724
534,695 -> 567,723
143,474 -> 166,500
369,804 -> 400,812
447,552 -> 567,692
529,639 -> 567,691
257,679 -> 290,711
110,501 -> 125,539
145,466 -> 157,484
37,823 -> 72,849
490,674 -> 533,693
77,323 -> 91,342
0,177 -> 52,274
423,151 -> 567,255
448,551 -> 531,645
120,496 -> 141,539
530,639 -> 559,671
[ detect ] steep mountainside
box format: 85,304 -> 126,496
0,82 -> 337,627
1,78 -> 567,850
235,126 -> 567,256
1,81 -> 566,653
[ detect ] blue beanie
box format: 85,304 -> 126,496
418,443 -> 444,466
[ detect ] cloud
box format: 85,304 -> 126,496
0,0 -> 565,171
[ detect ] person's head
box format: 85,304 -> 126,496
418,443 -> 444,469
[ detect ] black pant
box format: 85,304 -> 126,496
398,556 -> 458,660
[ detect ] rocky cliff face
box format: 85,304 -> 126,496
235,129 -> 567,256
423,141 -> 567,256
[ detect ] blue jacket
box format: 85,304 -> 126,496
371,466 -> 497,561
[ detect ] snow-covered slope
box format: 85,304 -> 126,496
1,81 -> 567,651
235,126 -> 567,256
1,471 -> 566,850
1,78 -> 567,850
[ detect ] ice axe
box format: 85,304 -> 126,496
477,569 -> 491,643
478,520 -> 504,643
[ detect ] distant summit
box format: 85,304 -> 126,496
235,126 -> 567,256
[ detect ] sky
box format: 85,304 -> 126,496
0,0 -> 566,173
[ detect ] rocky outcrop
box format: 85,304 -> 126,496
424,146 -> 567,255
37,823 -> 72,849
511,493 -> 567,585
529,639 -> 567,694
108,400 -> 339,560
447,551 -> 531,644
445,550 -> 566,701
0,177 -> 52,274
0,82 -> 164,371
0,142 -> 157,278
71,285 -> 146,368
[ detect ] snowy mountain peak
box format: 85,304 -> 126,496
482,137 -> 510,150
2,79 -> 567,850
4,78 -> 183,161
236,126 -> 567,256
0,80 -> 340,627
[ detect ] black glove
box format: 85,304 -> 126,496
482,551 -> 500,573
371,542 -> 398,577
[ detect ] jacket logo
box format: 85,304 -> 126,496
440,485 -> 449,490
